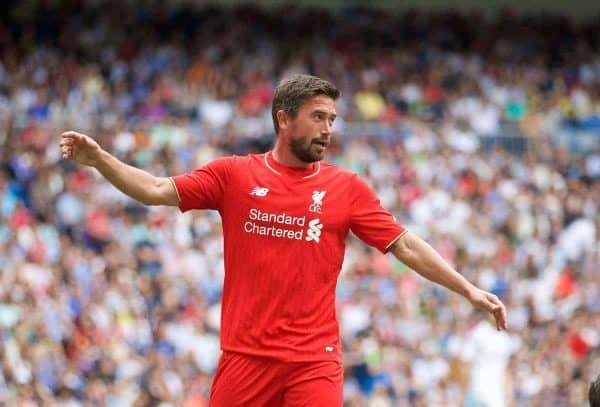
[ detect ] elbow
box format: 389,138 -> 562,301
133,180 -> 165,206
135,193 -> 156,206
389,232 -> 414,262
390,231 -> 428,268
139,197 -> 157,206
142,177 -> 176,206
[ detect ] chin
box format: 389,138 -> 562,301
291,144 -> 325,163
303,155 -> 322,163
308,151 -> 325,162
311,147 -> 327,161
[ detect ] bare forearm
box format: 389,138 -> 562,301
389,231 -> 475,298
95,150 -> 175,206
389,231 -> 508,330
60,131 -> 178,206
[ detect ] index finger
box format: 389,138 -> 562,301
61,131 -> 84,140
500,303 -> 507,330
493,300 -> 507,331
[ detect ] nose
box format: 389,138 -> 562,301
321,120 -> 332,135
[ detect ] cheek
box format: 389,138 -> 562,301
305,122 -> 322,137
291,134 -> 311,148
292,122 -> 316,141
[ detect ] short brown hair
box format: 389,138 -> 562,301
271,74 -> 340,134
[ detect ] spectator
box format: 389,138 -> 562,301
591,373 -> 600,407
0,2 -> 598,405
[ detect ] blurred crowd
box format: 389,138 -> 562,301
1,2 -> 599,406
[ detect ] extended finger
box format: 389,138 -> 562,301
480,296 -> 499,329
488,296 -> 507,331
498,303 -> 507,330
61,131 -> 84,142
61,131 -> 82,137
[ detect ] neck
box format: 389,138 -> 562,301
272,139 -> 312,168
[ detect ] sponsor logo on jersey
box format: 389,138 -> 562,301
243,208 -> 324,243
309,190 -> 326,213
250,186 -> 269,196
305,218 -> 323,243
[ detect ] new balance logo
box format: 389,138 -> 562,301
305,218 -> 323,243
250,187 -> 269,197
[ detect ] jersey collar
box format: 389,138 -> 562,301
264,151 -> 321,179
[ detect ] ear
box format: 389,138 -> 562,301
276,110 -> 291,132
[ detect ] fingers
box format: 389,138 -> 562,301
61,131 -> 85,138
61,145 -> 71,159
60,131 -> 84,145
60,131 -> 86,160
485,293 -> 507,331
498,302 -> 507,331
60,139 -> 74,158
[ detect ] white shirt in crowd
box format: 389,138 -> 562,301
461,320 -> 521,407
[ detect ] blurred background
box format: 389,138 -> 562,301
1,0 -> 599,406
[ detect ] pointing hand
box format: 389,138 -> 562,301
60,131 -> 102,167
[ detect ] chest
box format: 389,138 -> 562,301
225,168 -> 351,234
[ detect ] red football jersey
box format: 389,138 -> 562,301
171,152 -> 405,362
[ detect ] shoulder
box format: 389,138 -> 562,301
320,161 -> 358,181
320,161 -> 373,195
204,153 -> 254,171
214,154 -> 248,164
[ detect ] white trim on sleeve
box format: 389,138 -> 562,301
385,229 -> 408,252
168,177 -> 181,203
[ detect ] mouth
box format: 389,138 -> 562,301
313,140 -> 330,148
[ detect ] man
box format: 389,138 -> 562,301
591,373 -> 600,407
60,74 -> 507,406
461,312 -> 519,407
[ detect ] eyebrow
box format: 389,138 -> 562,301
313,110 -> 337,119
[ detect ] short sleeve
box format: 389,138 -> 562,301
171,156 -> 235,212
349,175 -> 406,253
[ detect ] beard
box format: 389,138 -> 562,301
289,137 -> 325,163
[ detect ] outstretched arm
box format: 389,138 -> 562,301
60,131 -> 179,206
388,231 -> 507,331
